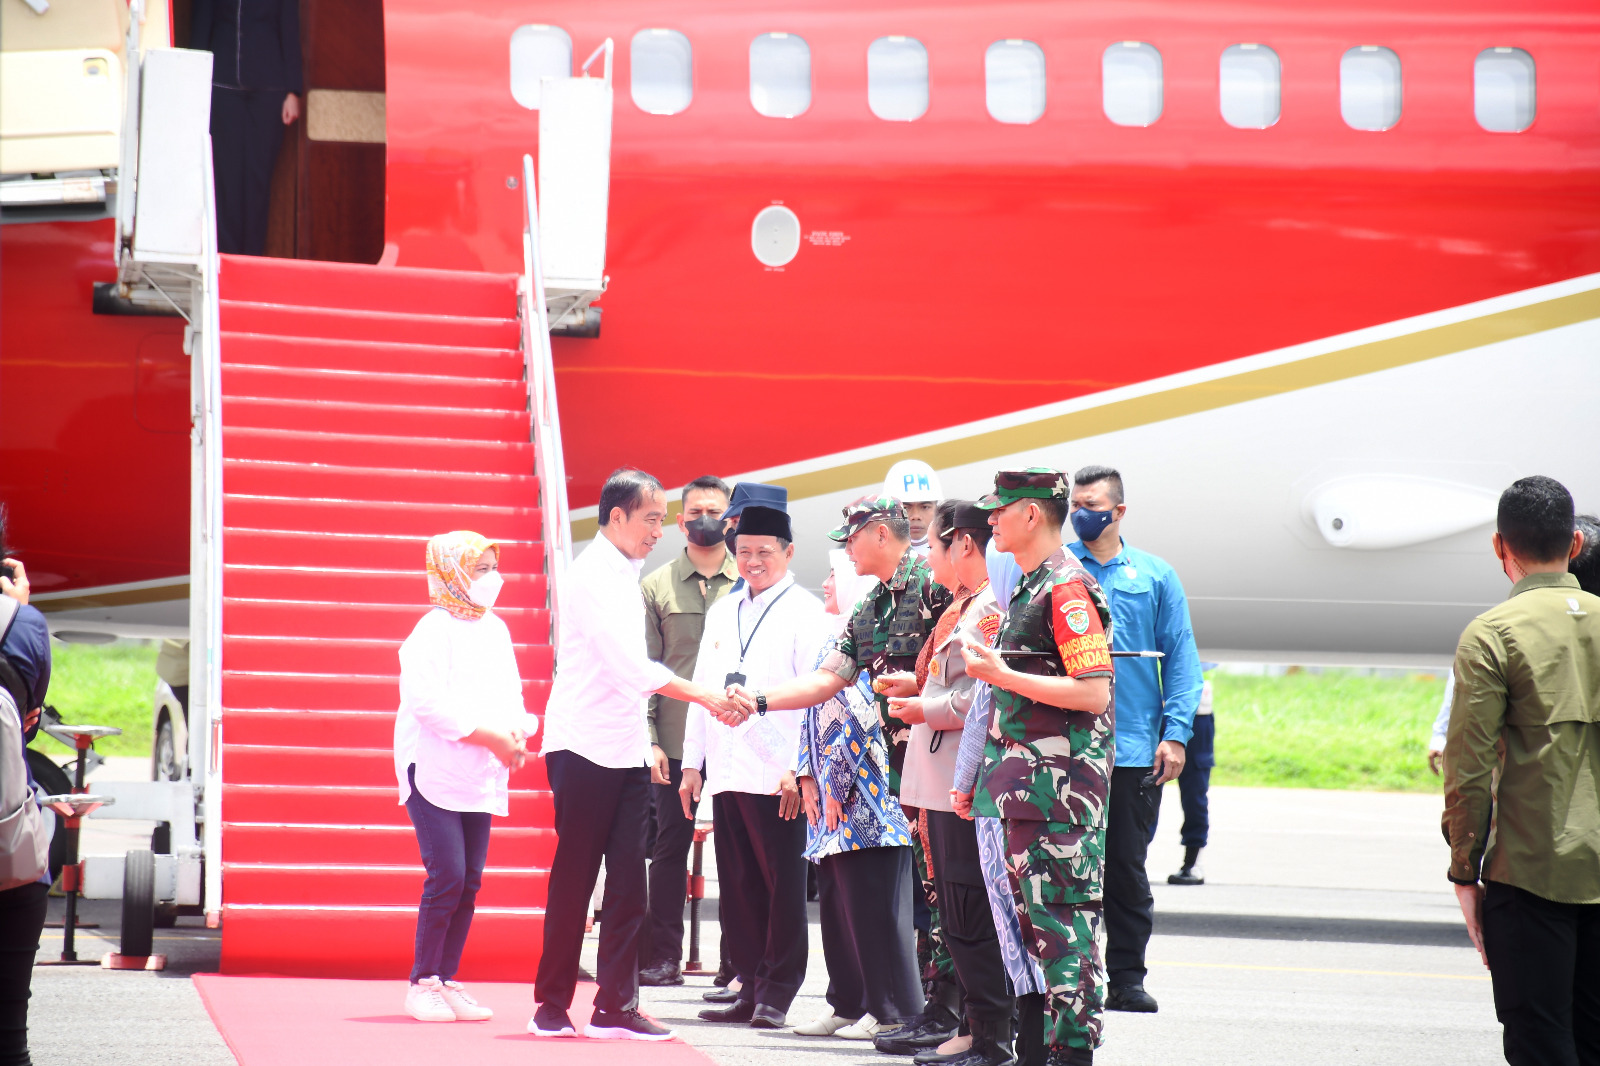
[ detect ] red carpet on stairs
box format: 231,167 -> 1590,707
215,254 -> 556,979
192,976 -> 715,1066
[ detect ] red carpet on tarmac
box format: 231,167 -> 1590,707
193,975 -> 715,1066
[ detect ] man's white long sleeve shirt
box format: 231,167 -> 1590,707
394,607 -> 536,815
540,533 -> 675,768
683,573 -> 826,797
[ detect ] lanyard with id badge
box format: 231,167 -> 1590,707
724,585 -> 794,711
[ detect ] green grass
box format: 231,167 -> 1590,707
27,640 -> 160,759
1210,670 -> 1447,793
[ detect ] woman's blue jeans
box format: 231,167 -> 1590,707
405,765 -> 491,983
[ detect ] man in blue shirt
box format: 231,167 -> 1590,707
1066,466 -> 1202,1015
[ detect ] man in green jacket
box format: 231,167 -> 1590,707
1443,475 -> 1599,1066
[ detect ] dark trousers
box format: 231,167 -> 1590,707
713,791 -> 808,1011
1105,766 -> 1159,987
1483,880 -> 1600,1066
640,758 -> 698,967
210,87 -> 286,256
819,845 -> 923,1026
404,766 -> 491,983
1150,715 -> 1214,849
927,809 -> 1013,1024
0,882 -> 47,1066
535,750 -> 650,1014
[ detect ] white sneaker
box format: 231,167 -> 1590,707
405,977 -> 456,1022
834,1013 -> 880,1039
793,1009 -> 855,1037
439,980 -> 493,1021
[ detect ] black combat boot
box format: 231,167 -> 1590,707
1167,844 -> 1204,885
1043,1045 -> 1092,1066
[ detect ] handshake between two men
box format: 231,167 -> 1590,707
675,680 -> 811,826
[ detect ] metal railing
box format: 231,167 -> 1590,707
520,152 -> 574,645
193,137 -> 225,923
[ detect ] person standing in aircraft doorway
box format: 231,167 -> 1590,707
189,0 -> 303,255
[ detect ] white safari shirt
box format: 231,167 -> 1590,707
683,572 -> 826,797
394,607 -> 536,815
540,533 -> 675,768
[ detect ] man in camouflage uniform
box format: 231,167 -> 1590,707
963,469 -> 1115,1066
729,497 -> 958,1047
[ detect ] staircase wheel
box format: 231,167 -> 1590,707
24,749 -> 73,882
121,850 -> 157,957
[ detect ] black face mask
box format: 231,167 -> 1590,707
684,514 -> 725,548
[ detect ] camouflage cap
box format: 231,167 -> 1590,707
976,467 -> 1071,509
827,495 -> 907,542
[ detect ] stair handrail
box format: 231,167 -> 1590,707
193,135 -> 226,924
520,152 -> 573,645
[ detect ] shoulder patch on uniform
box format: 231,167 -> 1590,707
1060,599 -> 1091,635
975,613 -> 1002,643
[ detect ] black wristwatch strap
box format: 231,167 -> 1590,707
755,692 -> 768,715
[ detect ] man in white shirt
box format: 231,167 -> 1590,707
680,505 -> 825,1029
532,469 -> 738,1042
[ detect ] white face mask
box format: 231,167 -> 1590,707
467,570 -> 503,609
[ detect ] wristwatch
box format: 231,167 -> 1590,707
755,691 -> 768,716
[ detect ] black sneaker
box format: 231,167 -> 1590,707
1045,1046 -> 1092,1066
638,960 -> 684,987
527,1002 -> 576,1037
1105,984 -> 1158,1013
874,1002 -> 960,1054
585,1007 -> 675,1041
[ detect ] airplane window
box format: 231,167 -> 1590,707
1475,48 -> 1535,132
986,40 -> 1046,124
751,32 -> 811,118
1340,46 -> 1401,131
1220,43 -> 1281,129
1102,41 -> 1162,126
509,25 -> 572,110
631,28 -> 693,115
868,36 -> 929,121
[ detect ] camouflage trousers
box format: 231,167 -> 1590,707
910,807 -> 957,996
1001,819 -> 1106,1051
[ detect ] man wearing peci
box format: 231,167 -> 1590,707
1065,466 -> 1201,1014
530,469 -> 737,1042
638,476 -> 739,987
1443,475 -> 1599,1066
682,504 -> 824,1029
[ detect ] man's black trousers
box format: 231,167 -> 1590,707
1105,766 -> 1159,988
210,87 -> 286,256
0,882 -> 47,1066
535,750 -> 649,1014
1482,880 -> 1600,1066
640,757 -> 698,967
818,845 -> 923,1026
712,791 -> 808,1012
926,809 -> 1013,1024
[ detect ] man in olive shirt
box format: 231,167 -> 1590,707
1443,475 -> 1599,1066
639,475 -> 738,986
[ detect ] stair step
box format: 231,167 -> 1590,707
221,782 -> 550,824
224,428 -> 535,476
223,709 -> 398,748
221,568 -> 547,608
219,904 -> 543,980
221,598 -> 550,643
221,823 -> 555,866
222,494 -> 541,540
222,363 -> 526,411
219,254 -> 519,319
221,671 -> 552,713
223,460 -> 540,509
224,530 -> 543,572
221,633 -> 553,677
223,394 -> 527,440
221,332 -> 522,378
220,300 -> 520,348
221,863 -> 549,908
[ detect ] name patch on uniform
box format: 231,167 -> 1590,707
1060,599 -> 1092,635
1058,633 -> 1111,675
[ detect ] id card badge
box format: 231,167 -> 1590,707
724,671 -> 747,688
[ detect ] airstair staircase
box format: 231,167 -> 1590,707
214,255 -> 556,978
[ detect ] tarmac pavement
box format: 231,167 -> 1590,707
24,764 -> 1500,1066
